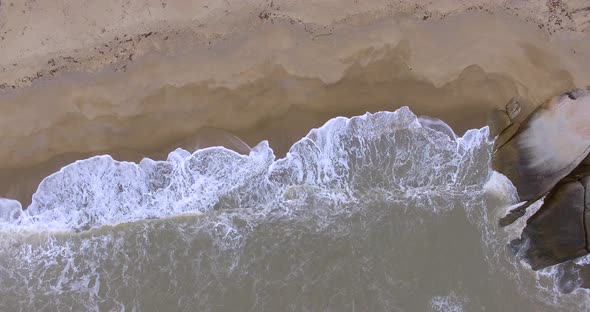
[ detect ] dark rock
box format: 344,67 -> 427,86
505,97 -> 522,120
493,118 -> 585,201
583,176 -> 590,208
494,88 -> 590,293
493,89 -> 590,202
494,134 -> 559,201
514,181 -> 588,270
493,122 -> 519,152
577,265 -> 590,290
487,109 -> 511,139
583,176 -> 590,248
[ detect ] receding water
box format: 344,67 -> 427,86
0,108 -> 589,311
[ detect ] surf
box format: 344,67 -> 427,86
0,107 -> 588,311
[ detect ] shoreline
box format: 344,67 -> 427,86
0,11 -> 588,167
0,1 -> 589,201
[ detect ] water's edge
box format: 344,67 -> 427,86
0,107 -> 588,311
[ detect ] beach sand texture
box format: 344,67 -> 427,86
0,0 -> 589,203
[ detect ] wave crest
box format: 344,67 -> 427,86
5,107 -> 492,231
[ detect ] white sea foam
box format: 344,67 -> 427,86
1,107 -> 492,232
0,198 -> 22,223
430,293 -> 466,312
3,106 -> 585,311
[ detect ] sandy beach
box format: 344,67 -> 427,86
1,0 -> 589,201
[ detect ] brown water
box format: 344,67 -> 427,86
1,108 -> 589,311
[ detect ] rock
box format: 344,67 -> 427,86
513,181 -> 588,270
574,264 -> 590,290
488,96 -> 528,142
494,88 -> 590,201
493,122 -> 520,153
487,109 -> 511,139
583,176 -> 590,248
495,88 -> 590,293
505,97 -> 522,120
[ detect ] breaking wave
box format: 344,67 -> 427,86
0,107 -> 588,311
0,107 -> 489,232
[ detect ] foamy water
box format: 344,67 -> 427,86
0,107 -> 588,311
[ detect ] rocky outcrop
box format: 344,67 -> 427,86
511,175 -> 590,270
491,87 -> 590,291
493,89 -> 590,203
493,88 -> 590,225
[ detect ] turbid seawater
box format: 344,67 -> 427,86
0,108 -> 589,311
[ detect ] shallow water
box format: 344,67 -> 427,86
0,108 -> 589,311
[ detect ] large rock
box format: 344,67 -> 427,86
583,175 -> 590,246
493,88 -> 590,201
488,97 -> 531,145
512,180 -> 589,270
490,89 -> 590,293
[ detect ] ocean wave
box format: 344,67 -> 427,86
0,107 -> 492,232
2,107 -> 589,311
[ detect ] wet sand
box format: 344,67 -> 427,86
3,2 -> 590,310
1,0 -> 590,203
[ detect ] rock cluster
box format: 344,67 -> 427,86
491,87 -> 590,292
